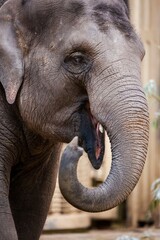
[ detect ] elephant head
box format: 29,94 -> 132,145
0,0 -> 149,213
58,1 -> 149,211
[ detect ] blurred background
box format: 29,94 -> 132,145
44,0 -> 160,232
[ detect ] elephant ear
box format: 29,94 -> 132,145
0,6 -> 24,104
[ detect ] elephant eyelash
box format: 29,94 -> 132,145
64,41 -> 99,59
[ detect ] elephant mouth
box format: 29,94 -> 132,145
79,101 -> 105,170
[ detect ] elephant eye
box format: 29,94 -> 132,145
63,52 -> 92,74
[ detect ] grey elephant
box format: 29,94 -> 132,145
0,0 -> 149,239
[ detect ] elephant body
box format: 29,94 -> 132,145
0,0 -> 149,239
0,84 -> 61,239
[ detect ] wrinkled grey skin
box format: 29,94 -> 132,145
0,0 -> 149,239
0,0 -> 6,6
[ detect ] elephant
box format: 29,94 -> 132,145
0,0 -> 6,6
0,0 -> 149,239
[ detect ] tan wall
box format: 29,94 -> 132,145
128,0 -> 160,226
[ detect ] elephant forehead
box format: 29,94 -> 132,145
62,1 -> 130,38
64,0 -> 125,11
66,21 -> 101,43
20,0 -> 129,35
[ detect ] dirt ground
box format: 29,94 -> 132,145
40,229 -> 160,240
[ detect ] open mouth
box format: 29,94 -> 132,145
79,101 -> 105,170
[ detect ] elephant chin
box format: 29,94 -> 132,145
79,102 -> 105,170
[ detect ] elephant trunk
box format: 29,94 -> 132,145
59,58 -> 149,212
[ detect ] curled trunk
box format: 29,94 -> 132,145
59,60 -> 149,212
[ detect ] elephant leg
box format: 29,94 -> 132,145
0,131 -> 20,239
9,149 -> 60,240
0,171 -> 18,240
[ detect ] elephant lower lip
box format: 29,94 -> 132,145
95,123 -> 104,159
90,116 -> 104,160
86,121 -> 105,169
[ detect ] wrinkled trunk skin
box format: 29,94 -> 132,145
59,57 -> 149,212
